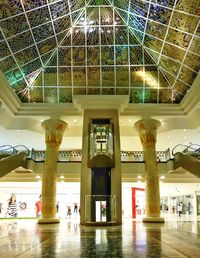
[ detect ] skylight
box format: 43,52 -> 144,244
0,0 -> 199,104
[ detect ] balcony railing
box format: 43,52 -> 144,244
31,148 -> 171,162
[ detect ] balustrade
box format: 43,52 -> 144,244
30,148 -> 171,162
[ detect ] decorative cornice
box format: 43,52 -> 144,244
0,71 -> 21,114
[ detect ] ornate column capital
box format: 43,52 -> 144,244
135,119 -> 160,147
42,119 -> 67,146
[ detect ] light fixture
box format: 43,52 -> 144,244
60,175 -> 64,179
160,176 -> 165,179
36,175 -> 41,179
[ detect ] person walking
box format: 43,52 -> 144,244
67,206 -> 71,218
7,194 -> 18,217
74,202 -> 78,213
35,195 -> 42,217
178,203 -> 182,217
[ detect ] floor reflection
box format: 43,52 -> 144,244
80,227 -> 123,257
0,218 -> 199,257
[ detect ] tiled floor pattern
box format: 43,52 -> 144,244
0,218 -> 200,257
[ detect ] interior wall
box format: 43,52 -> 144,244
1,125 -> 200,152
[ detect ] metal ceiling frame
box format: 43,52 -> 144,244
0,0 -> 199,104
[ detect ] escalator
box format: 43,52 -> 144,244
0,145 -> 30,178
172,144 -> 200,178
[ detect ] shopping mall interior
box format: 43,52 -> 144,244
0,0 -> 200,257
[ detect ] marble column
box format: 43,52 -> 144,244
135,119 -> 164,223
38,119 -> 67,224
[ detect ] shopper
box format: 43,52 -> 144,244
178,203 -> 182,217
67,206 -> 71,218
35,195 -> 42,217
7,194 -> 18,217
74,202 -> 78,213
56,201 -> 59,213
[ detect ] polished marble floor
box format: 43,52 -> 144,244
0,216 -> 200,258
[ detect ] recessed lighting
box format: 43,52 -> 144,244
137,175 -> 142,179
36,175 -> 40,179
60,175 -> 64,179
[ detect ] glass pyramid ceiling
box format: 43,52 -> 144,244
0,0 -> 199,104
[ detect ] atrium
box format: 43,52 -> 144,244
0,0 -> 200,257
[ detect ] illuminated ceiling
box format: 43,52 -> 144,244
0,0 -> 199,104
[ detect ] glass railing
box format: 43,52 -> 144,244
172,144 -> 200,158
85,195 -> 117,223
0,145 -> 30,159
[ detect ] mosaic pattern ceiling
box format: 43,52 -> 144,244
0,0 -> 199,104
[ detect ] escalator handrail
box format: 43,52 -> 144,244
172,143 -> 200,156
172,144 -> 188,156
182,144 -> 200,154
0,146 -> 17,154
0,145 -> 13,150
187,144 -> 200,153
0,145 -> 30,156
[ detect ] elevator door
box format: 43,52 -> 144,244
91,168 -> 111,222
92,167 -> 111,195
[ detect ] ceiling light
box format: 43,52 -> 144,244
160,176 -> 165,179
60,175 -> 64,179
137,175 -> 142,179
36,175 -> 41,179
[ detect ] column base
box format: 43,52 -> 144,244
38,218 -> 60,224
142,216 -> 165,223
